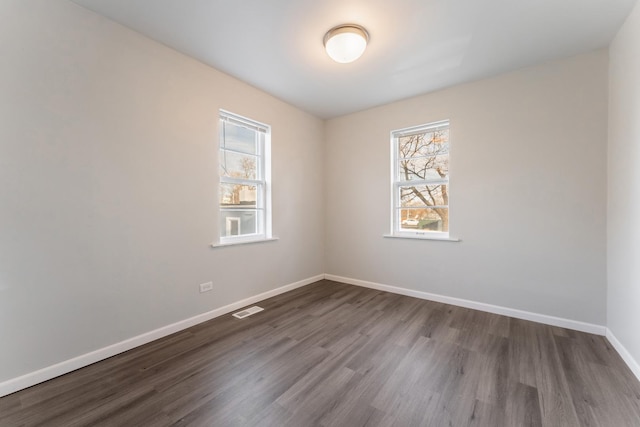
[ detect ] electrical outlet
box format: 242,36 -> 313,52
199,282 -> 213,293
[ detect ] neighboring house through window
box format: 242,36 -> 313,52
218,110 -> 271,244
391,120 -> 450,239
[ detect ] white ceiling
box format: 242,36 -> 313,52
71,0 -> 636,119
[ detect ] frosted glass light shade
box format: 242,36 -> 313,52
323,25 -> 369,64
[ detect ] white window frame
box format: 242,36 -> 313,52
216,110 -> 272,246
390,120 -> 453,241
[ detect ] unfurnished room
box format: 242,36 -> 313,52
1,0 -> 640,426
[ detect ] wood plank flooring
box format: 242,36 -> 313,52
1,280 -> 639,426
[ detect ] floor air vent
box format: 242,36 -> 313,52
232,306 -> 264,319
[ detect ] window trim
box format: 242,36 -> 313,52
216,110 -> 272,246
390,120 -> 454,240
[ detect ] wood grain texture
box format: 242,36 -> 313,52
1,280 -> 639,426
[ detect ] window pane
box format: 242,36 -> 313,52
399,207 -> 448,232
398,154 -> 448,181
219,150 -> 257,179
220,210 -> 260,237
392,121 -> 450,236
221,121 -> 257,154
399,184 -> 448,208
398,129 -> 449,158
220,183 -> 258,208
218,111 -> 270,243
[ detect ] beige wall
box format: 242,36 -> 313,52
325,50 -> 609,324
608,0 -> 640,374
0,0 -> 325,383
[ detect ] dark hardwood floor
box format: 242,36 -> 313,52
1,280 -> 639,426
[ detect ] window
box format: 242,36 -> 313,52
391,120 -> 450,239
218,110 -> 271,244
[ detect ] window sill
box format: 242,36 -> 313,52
383,234 -> 461,242
211,237 -> 279,248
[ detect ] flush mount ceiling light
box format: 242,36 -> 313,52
323,24 -> 369,64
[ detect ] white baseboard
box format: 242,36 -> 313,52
1,273 -> 621,398
324,274 -> 607,336
605,328 -> 640,382
0,274 -> 324,398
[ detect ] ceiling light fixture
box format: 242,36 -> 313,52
323,24 -> 369,64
